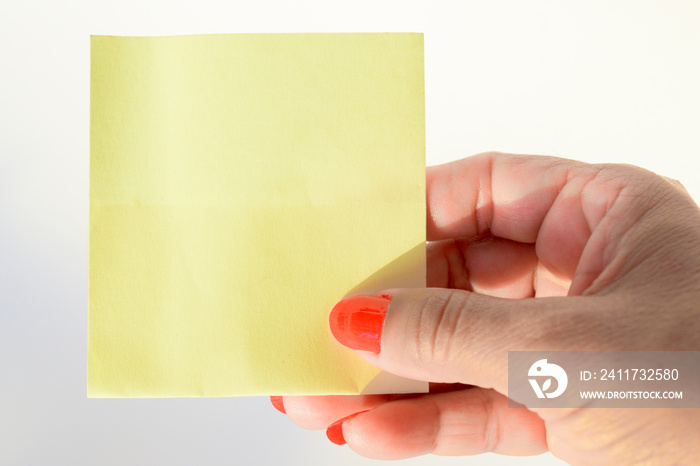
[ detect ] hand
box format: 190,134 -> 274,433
271,152 -> 700,464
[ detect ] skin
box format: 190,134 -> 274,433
277,152 -> 700,464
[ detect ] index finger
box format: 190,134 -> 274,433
427,152 -> 595,242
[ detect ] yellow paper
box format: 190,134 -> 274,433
88,34 -> 427,397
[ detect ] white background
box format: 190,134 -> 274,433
1,1 -> 699,465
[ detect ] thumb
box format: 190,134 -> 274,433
329,289 -> 605,394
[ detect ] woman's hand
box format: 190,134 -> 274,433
273,152 -> 700,464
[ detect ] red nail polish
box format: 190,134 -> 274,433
329,295 -> 390,354
326,411 -> 368,446
270,396 -> 285,414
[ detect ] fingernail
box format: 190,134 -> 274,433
270,396 -> 285,414
329,294 -> 390,354
326,411 -> 367,446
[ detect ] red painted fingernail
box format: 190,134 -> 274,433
326,411 -> 368,446
329,294 -> 390,354
270,396 -> 285,414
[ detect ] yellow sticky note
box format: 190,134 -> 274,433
89,34 -> 427,397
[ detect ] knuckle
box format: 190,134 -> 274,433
415,290 -> 473,373
598,163 -> 678,206
661,175 -> 688,193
